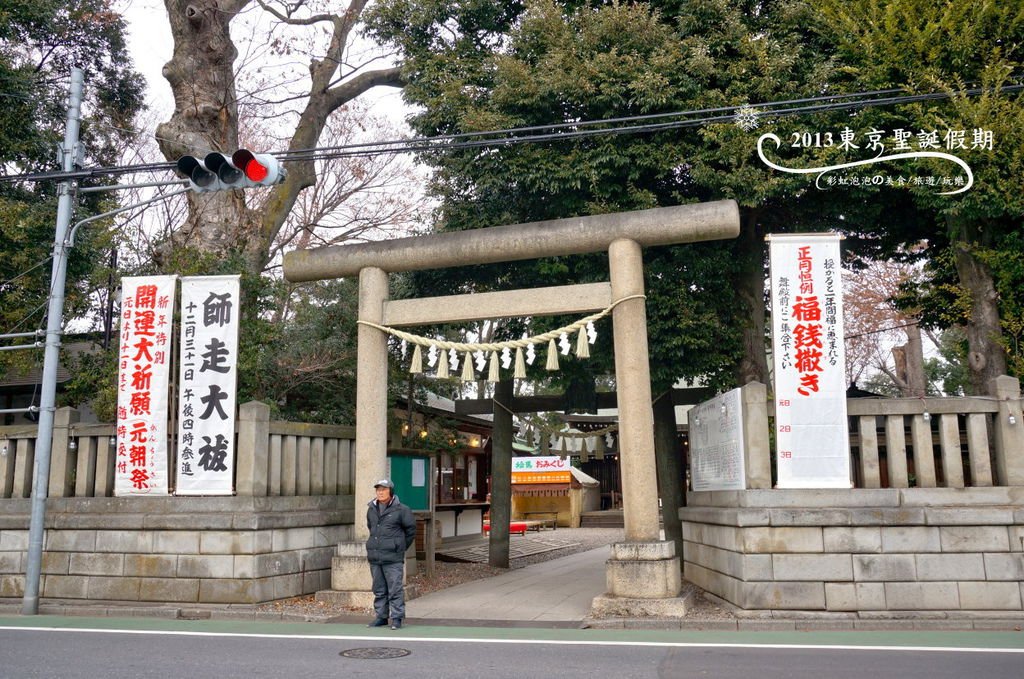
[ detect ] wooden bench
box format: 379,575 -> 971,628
522,511 -> 558,530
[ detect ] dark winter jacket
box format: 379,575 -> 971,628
366,495 -> 416,565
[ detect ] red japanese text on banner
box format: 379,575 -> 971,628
175,275 -> 241,495
769,233 -> 851,488
115,275 -> 176,496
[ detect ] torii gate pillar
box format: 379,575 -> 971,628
609,239 -> 662,541
354,265 -> 390,544
284,200 -> 740,613
319,266 -> 391,604
592,238 -> 684,609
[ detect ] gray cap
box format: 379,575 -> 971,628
373,478 -> 394,489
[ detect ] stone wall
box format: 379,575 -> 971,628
0,495 -> 353,604
681,488 -> 1024,617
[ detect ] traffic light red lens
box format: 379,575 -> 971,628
245,161 -> 269,182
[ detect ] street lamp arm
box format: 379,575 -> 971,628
78,179 -> 189,194
68,185 -> 191,246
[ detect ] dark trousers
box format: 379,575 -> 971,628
369,561 -> 406,621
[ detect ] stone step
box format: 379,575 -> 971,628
315,583 -> 421,608
580,518 -> 625,527
580,510 -> 667,529
580,510 -> 625,528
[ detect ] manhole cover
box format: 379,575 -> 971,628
340,648 -> 412,660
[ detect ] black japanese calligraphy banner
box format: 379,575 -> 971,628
175,275 -> 240,495
115,276 -> 177,496
768,233 -> 852,488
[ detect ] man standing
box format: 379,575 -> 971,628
366,478 -> 416,630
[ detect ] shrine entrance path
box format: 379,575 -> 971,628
408,544 -> 609,624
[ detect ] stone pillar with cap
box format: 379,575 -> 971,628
590,239 -> 685,618
321,267 -> 390,608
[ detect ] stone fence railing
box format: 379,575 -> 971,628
0,401 -> 355,500
736,374 -> 1024,490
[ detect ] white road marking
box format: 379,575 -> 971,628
1,625 -> 1023,654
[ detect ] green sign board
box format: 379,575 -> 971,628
387,453 -> 431,512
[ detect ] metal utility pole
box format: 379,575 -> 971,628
21,67 -> 84,616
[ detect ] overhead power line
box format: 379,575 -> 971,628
0,255 -> 54,290
2,81 -> 1022,185
276,86 -> 909,159
846,320 -> 922,340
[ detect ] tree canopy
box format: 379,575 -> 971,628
366,0 -> 1022,396
0,0 -> 145,397
367,0 -> 888,393
814,0 -> 1024,392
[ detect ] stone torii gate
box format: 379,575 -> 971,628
283,200 -> 740,612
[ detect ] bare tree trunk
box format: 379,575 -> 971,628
949,216 -> 1007,395
156,0 -> 254,261
892,328 -> 926,397
158,0 -> 403,274
247,66 -> 403,273
892,344 -> 909,393
653,393 -> 683,562
903,322 -> 927,397
735,209 -> 770,385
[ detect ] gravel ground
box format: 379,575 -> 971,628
256,527 -> 734,621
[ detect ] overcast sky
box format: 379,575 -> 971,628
121,0 -> 176,118
118,0 -> 409,139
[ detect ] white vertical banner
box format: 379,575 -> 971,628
769,233 -> 851,488
115,275 -> 177,496
175,275 -> 241,495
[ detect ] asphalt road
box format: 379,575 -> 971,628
2,617 -> 1022,679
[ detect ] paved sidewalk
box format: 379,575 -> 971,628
406,544 -> 610,626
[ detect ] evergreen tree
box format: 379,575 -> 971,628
0,0 -> 144,395
816,0 -> 1024,391
367,0 -> 866,390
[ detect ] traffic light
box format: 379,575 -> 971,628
176,150 -> 285,192
231,150 -> 283,186
176,154 -> 220,192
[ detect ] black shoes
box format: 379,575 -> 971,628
367,617 -> 403,629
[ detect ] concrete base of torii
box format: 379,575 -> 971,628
320,542 -> 375,609
592,540 -> 683,617
591,593 -> 692,619
317,541 -> 419,611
